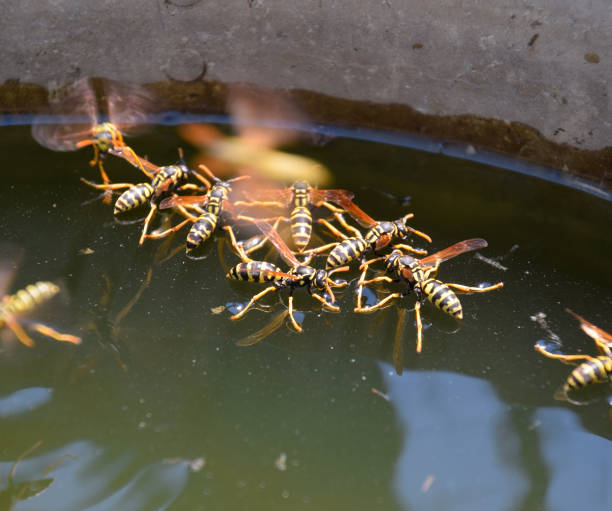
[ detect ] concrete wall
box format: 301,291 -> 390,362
2,0 -> 611,185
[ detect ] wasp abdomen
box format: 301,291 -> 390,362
114,183 -> 155,214
187,213 -> 219,252
421,279 -> 462,319
227,262 -> 284,283
565,356 -> 612,392
290,206 -> 312,250
5,282 -> 60,315
326,237 -> 368,270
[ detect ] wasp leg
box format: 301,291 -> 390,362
415,300 -> 424,353
319,201 -> 345,214
80,178 -> 133,191
362,275 -> 394,286
445,282 -> 504,294
138,204 -> 158,246
177,183 -> 209,193
394,307 -> 407,375
145,218 -> 192,240
310,291 -> 340,312
231,286 -> 278,320
331,212 -> 364,238
122,145 -> 153,179
4,315 -> 35,347
392,243 -> 428,256
534,345 -> 595,365
301,241 -> 339,258
287,294 -> 303,332
29,322 -> 82,345
233,200 -> 285,208
223,225 -> 252,262
234,214 -> 288,224
318,218 -> 350,240
355,292 -> 401,313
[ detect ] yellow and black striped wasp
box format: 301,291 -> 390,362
0,253 -> 81,348
81,149 -> 210,245
305,199 -> 432,270
226,220 -> 349,332
355,239 -> 503,357
31,78 -> 152,201
535,309 -> 612,403
234,182 -> 356,252
151,164 -> 257,256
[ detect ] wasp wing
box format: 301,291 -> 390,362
105,79 -> 153,134
251,220 -> 301,267
309,188 -> 356,207
566,309 -> 612,346
419,238 -> 488,267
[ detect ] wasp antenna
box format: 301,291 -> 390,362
329,265 -> 350,275
177,147 -> 184,160
228,175 -> 252,184
197,163 -> 220,182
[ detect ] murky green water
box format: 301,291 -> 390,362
0,124 -> 611,510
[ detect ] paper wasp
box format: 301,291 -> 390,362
306,200 -> 432,269
234,181 -> 356,251
82,149 -> 210,245
226,220 -> 349,332
535,309 -> 612,402
355,238 -> 503,355
150,164 -> 260,256
31,78 -> 152,200
0,253 -> 81,348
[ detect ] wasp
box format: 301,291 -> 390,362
234,181 -> 356,251
0,278 -> 81,348
355,238 -> 503,354
535,309 -> 612,402
151,164 -> 257,256
226,220 -> 349,332
81,149 -> 210,245
305,202 -> 432,270
31,78 -> 152,200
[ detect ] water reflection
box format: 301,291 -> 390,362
0,441 -> 191,510
383,365 -> 528,511
535,408 -> 612,511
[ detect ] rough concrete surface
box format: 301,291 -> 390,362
1,0 -> 611,177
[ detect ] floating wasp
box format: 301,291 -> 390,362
0,253 -> 81,347
31,78 -> 152,200
235,181 -> 355,251
154,164 -> 253,255
226,221 -> 349,332
179,84 -> 332,184
306,200 -> 432,269
355,238 -> 503,354
535,309 -> 612,402
82,150 -> 210,245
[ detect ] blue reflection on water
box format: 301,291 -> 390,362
381,365 -> 528,511
0,441 -> 190,511
0,387 -> 52,418
535,407 -> 612,511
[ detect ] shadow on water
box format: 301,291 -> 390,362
0,122 -> 610,510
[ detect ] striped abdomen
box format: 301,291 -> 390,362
3,282 -> 60,316
186,212 -> 218,252
564,356 -> 612,392
114,183 -> 154,214
326,237 -> 368,270
227,261 -> 285,283
290,206 -> 312,251
420,279 -> 462,319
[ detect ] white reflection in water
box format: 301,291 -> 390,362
0,441 -> 190,510
382,365 -> 528,511
535,407 -> 612,511
0,387 -> 53,418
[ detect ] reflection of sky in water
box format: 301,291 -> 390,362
0,388 -> 52,418
382,364 -> 528,511
0,441 -> 190,510
535,408 -> 612,511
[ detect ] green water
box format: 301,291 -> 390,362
0,125 -> 611,510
